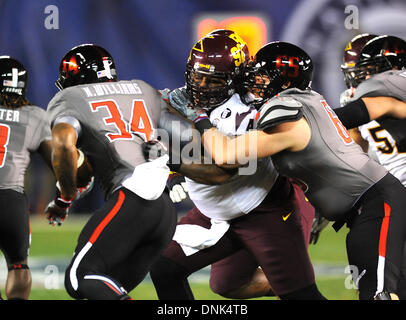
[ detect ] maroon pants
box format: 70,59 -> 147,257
161,177 -> 316,296
210,181 -> 315,295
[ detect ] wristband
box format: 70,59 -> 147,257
55,196 -> 73,209
55,188 -> 74,208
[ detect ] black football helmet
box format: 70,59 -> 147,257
351,35 -> 406,87
0,56 -> 28,97
185,32 -> 249,110
55,44 -> 117,90
341,33 -> 377,88
242,41 -> 313,107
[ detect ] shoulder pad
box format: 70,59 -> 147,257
256,96 -> 303,131
352,76 -> 386,100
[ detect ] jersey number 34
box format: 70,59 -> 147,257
90,99 -> 154,142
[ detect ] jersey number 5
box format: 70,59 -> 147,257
320,100 -> 353,145
90,99 -> 154,142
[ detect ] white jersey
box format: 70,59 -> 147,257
359,121 -> 406,187
185,94 -> 278,221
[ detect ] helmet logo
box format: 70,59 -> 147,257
62,56 -> 79,75
345,42 -> 352,51
189,39 -> 204,61
275,55 -> 299,77
230,44 -> 245,67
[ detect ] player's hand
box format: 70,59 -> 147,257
158,88 -> 171,100
169,87 -> 191,109
45,194 -> 72,226
309,212 -> 329,245
168,88 -> 207,122
167,173 -> 188,203
142,139 -> 167,161
339,88 -> 355,107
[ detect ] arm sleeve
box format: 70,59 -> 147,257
333,98 -> 370,129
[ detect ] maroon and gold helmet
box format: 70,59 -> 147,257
208,29 -> 251,61
185,32 -> 249,110
341,33 -> 377,88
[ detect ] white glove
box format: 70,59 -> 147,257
339,88 -> 355,107
170,182 -> 189,203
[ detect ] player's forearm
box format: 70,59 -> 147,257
52,143 -> 78,200
51,124 -> 79,199
383,97 -> 406,119
178,163 -> 236,185
201,128 -> 254,166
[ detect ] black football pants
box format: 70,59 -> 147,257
64,187 -> 176,300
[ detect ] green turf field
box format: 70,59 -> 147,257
0,214 -> 358,300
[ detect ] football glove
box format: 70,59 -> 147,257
158,88 -> 171,101
167,172 -> 188,203
339,88 -> 355,107
168,87 -> 208,123
168,86 -> 191,109
309,211 -> 330,245
142,139 -> 167,161
45,190 -> 73,226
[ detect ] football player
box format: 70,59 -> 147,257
45,44 -> 177,300
149,32 -> 324,300
338,34 -> 406,299
170,41 -> 406,300
0,56 -> 53,299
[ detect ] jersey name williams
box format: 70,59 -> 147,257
81,82 -> 142,98
0,108 -> 20,122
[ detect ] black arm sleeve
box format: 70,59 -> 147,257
334,98 -> 370,129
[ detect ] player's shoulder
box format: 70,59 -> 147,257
128,78 -> 158,95
20,104 -> 46,113
255,90 -> 304,131
47,86 -> 84,109
352,70 -> 400,99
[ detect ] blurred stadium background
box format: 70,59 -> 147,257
0,0 -> 405,299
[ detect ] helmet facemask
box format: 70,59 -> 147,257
351,56 -> 392,88
241,61 -> 285,108
185,64 -> 236,110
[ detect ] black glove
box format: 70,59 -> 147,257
142,139 -> 167,161
142,139 -> 181,172
309,212 -> 329,245
45,189 -> 73,226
